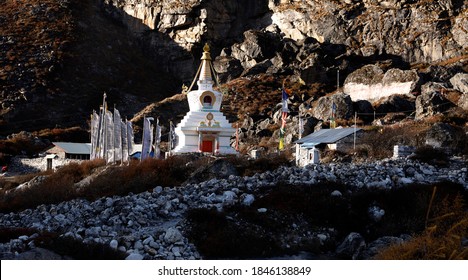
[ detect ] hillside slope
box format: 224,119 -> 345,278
0,0 -> 178,135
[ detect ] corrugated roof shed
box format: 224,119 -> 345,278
295,128 -> 361,144
52,142 -> 91,154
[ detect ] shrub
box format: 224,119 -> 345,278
411,146 -> 449,166
227,152 -> 292,177
185,180 -> 467,259
186,208 -> 280,259
376,193 -> 468,260
357,122 -> 430,159
0,160 -> 105,212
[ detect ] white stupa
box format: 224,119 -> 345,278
172,44 -> 237,154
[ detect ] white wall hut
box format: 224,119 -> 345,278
172,44 -> 237,155
46,142 -> 91,160
295,128 -> 361,166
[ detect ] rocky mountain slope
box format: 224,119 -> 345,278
103,0 -> 467,81
1,0 -> 177,135
1,0 -> 467,151
1,157 -> 467,259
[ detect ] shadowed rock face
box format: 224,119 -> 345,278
415,82 -> 454,119
102,0 -> 467,83
1,0 -> 466,136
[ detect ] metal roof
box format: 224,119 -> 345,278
295,128 -> 361,144
52,142 -> 91,154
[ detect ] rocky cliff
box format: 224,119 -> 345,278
0,0 -> 178,135
101,0 -> 467,83
1,0 -> 467,141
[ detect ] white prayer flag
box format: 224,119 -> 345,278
126,120 -> 134,155
121,120 -> 129,162
90,111 -> 100,160
105,110 -> 114,164
113,108 -> 122,162
141,117 -> 154,161
153,118 -> 161,159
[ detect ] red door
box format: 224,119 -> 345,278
202,140 -> 213,152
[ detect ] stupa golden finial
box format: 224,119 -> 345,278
201,43 -> 211,60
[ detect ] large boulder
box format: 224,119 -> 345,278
15,248 -> 64,260
458,93 -> 468,111
299,117 -> 320,137
231,30 -> 282,69
353,100 -> 374,122
185,158 -> 238,185
452,13 -> 468,49
415,82 -> 453,119
312,93 -> 354,121
344,65 -> 419,102
344,64 -> 384,85
374,95 -> 415,116
425,122 -> 462,149
213,56 -> 243,83
450,73 -> 468,94
336,232 -> 366,260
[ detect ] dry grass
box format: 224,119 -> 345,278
0,172 -> 49,192
411,146 -> 449,166
79,156 -> 198,199
0,134 -> 46,158
0,153 -> 294,213
187,180 -> 467,259
0,159 -> 106,212
35,127 -> 90,143
357,121 -> 431,158
376,193 -> 468,260
222,74 -> 325,124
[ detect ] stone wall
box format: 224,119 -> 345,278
11,157 -> 83,173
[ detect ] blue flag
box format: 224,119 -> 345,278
282,89 -> 289,113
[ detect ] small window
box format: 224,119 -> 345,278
203,95 -> 212,105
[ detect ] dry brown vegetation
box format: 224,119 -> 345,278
0,133 -> 46,160
187,181 -> 468,259
376,192 -> 468,260
222,74 -> 325,123
356,121 -> 432,158
1,0 -> 178,134
0,153 -> 293,213
0,127 -> 89,165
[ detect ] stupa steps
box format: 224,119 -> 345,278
176,111 -> 234,128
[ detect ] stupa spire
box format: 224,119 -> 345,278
199,43 -> 213,82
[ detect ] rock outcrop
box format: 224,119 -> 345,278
425,122 -> 463,149
415,82 -> 453,119
1,0 -> 467,136
100,0 -> 467,84
313,92 -> 354,120
343,65 -> 420,102
450,73 -> 468,94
